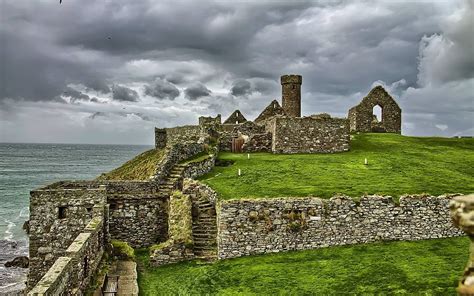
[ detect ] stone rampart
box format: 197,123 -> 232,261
268,116 -> 350,153
166,125 -> 203,146
217,194 -> 463,259
28,185 -> 107,288
28,213 -> 106,295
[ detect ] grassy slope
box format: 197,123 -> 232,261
97,149 -> 164,181
199,134 -> 474,200
137,236 -> 469,295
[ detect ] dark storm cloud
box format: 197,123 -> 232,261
231,80 -> 252,96
185,83 -> 211,100
144,78 -> 180,100
63,87 -> 90,103
1,0 -> 473,143
112,85 -> 139,102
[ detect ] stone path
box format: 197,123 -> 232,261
108,260 -> 139,296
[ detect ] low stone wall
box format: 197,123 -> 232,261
154,143 -> 204,183
267,116 -> 350,153
150,192 -> 194,266
28,213 -> 106,295
217,194 -> 463,259
182,154 -> 217,179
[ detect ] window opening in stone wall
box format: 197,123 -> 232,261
373,105 -> 382,122
58,206 -> 67,219
109,203 -> 117,211
86,207 -> 92,213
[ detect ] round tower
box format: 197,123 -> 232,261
281,74 -> 302,117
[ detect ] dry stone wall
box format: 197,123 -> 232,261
268,116 -> 350,153
217,194 -> 463,259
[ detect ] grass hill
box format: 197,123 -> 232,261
199,133 -> 474,200
97,149 -> 164,181
137,236 -> 469,295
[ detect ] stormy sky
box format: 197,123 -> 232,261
0,0 -> 473,144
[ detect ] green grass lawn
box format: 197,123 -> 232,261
199,134 -> 474,200
137,236 -> 469,295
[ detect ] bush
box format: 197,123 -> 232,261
111,240 -> 135,260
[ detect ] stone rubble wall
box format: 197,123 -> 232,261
150,192 -> 194,266
153,143 -> 204,183
108,190 -> 168,248
182,154 -> 217,179
165,125 -> 203,146
217,194 -> 463,259
348,86 -> 401,133
28,210 -> 106,295
268,116 -> 350,153
28,186 -> 107,288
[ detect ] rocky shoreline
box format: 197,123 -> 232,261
0,240 -> 28,295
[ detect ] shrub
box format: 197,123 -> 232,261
111,240 -> 135,260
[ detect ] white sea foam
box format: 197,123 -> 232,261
4,221 -> 15,241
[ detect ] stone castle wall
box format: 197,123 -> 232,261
28,213 -> 106,295
216,194 -> 462,259
154,143 -> 204,183
28,185 -> 107,288
107,182 -> 169,248
268,116 -> 350,153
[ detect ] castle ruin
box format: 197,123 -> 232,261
25,75 -> 416,295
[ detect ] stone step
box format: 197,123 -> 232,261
193,231 -> 217,236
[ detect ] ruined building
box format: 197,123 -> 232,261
26,74 -> 405,295
348,86 -> 402,133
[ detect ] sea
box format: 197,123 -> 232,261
0,143 -> 151,294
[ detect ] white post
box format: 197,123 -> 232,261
238,169 -> 241,176
364,158 -> 368,165
247,153 -> 250,159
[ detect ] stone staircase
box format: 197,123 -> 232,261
158,163 -> 187,192
191,195 -> 217,260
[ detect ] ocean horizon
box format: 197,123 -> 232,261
0,142 -> 152,293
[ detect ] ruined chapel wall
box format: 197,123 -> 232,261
217,194 -> 463,259
270,117 -> 350,153
349,86 -> 401,133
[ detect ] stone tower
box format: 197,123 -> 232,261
281,74 -> 302,117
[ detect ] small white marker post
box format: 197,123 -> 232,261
238,169 -> 241,176
247,153 -> 250,159
364,158 -> 368,165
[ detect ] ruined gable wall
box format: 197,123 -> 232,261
217,194 -> 463,259
269,117 -> 350,153
349,86 -> 401,133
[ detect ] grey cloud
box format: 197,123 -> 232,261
63,87 -> 91,103
185,83 -> 211,100
1,0 -> 473,143
231,80 -> 252,96
144,78 -> 180,100
112,85 -> 139,102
